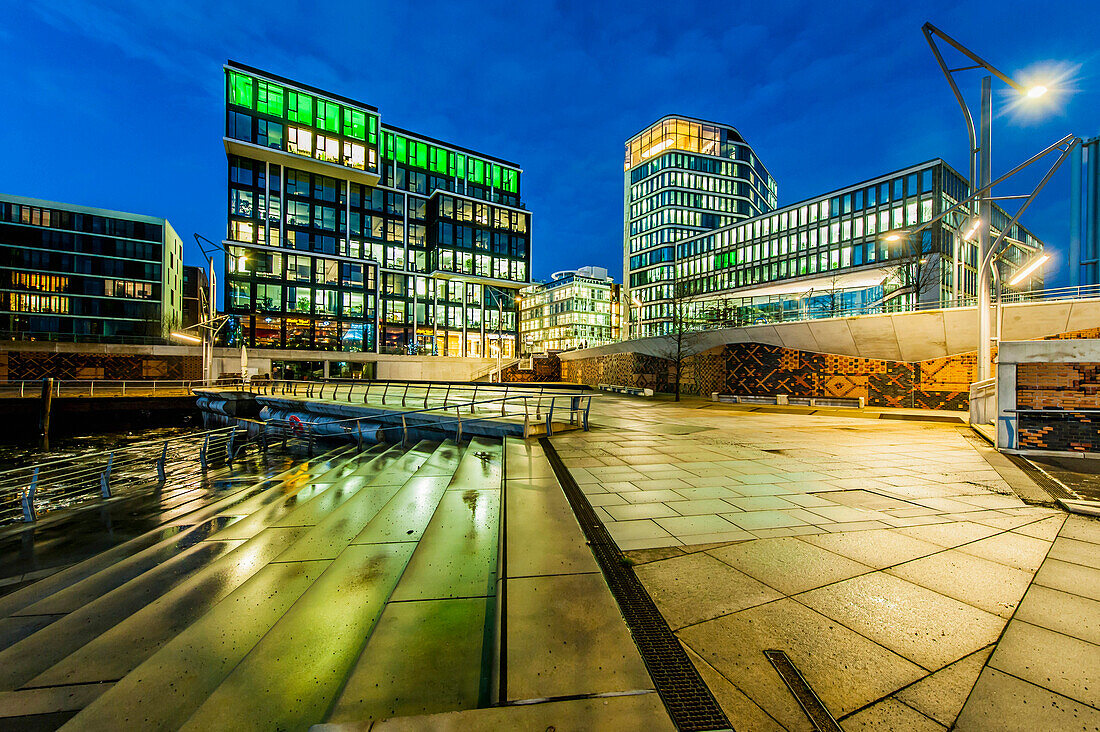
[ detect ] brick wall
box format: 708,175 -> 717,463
1017,363 -> 1100,410
501,354 -> 562,382
3,352 -> 202,380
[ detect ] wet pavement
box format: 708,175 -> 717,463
551,394 -> 1100,730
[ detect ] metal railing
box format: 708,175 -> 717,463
0,426 -> 253,525
0,378 -> 242,399
248,379 -> 589,411
271,391 -> 595,448
655,283 -> 1100,334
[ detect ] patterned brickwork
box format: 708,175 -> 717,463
502,354 -> 562,383
559,325 -> 1100,409
6,352 -> 202,380
1017,363 -> 1100,410
1019,413 -> 1100,452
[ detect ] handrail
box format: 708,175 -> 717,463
0,426 -> 253,526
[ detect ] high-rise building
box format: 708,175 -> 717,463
222,62 -> 531,358
518,266 -> 620,353
1070,135 -> 1100,288
0,194 -> 183,343
624,116 -> 778,337
182,265 -> 210,329
661,159 -> 1045,327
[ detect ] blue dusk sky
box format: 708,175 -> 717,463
4,1 -> 1099,298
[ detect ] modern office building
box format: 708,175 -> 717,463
624,116 -> 778,337
518,266 -> 620,353
1070,135 -> 1100,288
645,159 -> 1045,330
182,265 -> 210,328
221,62 -> 531,358
0,194 -> 183,342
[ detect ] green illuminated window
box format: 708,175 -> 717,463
343,108 -> 366,140
288,92 -> 313,124
316,100 -> 339,133
228,72 -> 253,109
257,81 -> 283,117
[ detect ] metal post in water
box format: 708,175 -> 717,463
38,377 -> 54,451
100,453 -> 114,498
22,468 -> 39,522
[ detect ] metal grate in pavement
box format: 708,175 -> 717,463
764,650 -> 841,732
540,438 -> 732,732
1004,454 -> 1079,501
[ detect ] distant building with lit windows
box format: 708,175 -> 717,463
221,62 -> 531,358
663,159 -> 1045,328
624,116 -> 778,337
519,267 -> 621,353
0,194 -> 183,343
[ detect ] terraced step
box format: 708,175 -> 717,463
326,436 -> 503,724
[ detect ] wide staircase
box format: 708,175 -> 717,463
0,437 -> 509,730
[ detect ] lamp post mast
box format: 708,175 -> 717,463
977,77 -> 994,382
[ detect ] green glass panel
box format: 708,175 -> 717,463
257,81 -> 283,117
228,71 -> 253,109
343,108 -> 365,140
289,92 -> 312,124
396,135 -> 406,163
316,100 -> 339,133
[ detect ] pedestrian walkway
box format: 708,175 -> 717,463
550,393 -> 1097,730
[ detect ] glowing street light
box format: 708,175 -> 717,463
1008,253 -> 1050,286
169,331 -> 202,344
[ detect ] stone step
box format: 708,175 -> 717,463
326,439 -> 502,724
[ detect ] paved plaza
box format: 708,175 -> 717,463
551,394 -> 1100,730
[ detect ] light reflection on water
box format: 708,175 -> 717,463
0,426 -> 202,473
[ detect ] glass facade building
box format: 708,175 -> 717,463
222,62 -> 530,357
518,267 -> 621,353
658,159 -> 1044,328
624,116 -> 778,337
0,194 -> 183,343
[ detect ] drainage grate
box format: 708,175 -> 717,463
764,650 -> 841,732
540,438 -> 731,732
1004,454 -> 1079,501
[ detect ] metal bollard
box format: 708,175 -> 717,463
100,453 -> 114,498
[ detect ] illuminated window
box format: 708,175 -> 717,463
257,81 -> 283,116
288,91 -> 312,124
228,71 -> 253,108
288,126 -> 312,156
343,108 -> 366,140
315,134 -> 339,163
343,142 -> 365,170
316,100 -> 339,133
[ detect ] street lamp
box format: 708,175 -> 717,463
923,22 -> 1063,381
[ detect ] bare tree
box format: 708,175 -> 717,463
886,231 -> 941,311
651,272 -> 709,402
